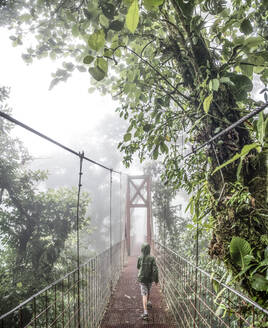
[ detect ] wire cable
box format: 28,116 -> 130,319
184,103 -> 268,159
0,110 -> 121,174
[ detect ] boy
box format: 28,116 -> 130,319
137,243 -> 159,320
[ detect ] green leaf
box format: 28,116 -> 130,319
212,279 -> 220,293
110,20 -> 125,31
96,57 -> 108,74
257,112 -> 265,146
126,0 -> 139,33
240,18 -> 253,35
124,133 -> 132,142
211,79 -> 220,91
83,55 -> 94,64
240,63 -> 253,78
143,124 -> 153,132
224,73 -> 253,101
220,77 -> 234,86
17,282 -> 22,288
203,94 -> 213,113
99,14 -> 109,28
160,142 -> 168,154
152,146 -> 159,160
88,67 -> 106,81
230,237 -> 251,269
143,0 -> 164,11
236,157 -> 243,181
102,3 -> 115,19
251,274 -> 268,292
213,143 -> 259,175
88,30 -> 105,52
244,36 -> 263,49
104,48 -> 113,57
228,74 -> 253,92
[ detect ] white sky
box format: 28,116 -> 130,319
0,28 -> 119,157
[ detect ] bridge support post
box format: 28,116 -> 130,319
126,175 -> 152,256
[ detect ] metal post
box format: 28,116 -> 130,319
109,169 -> 113,292
76,151 -> 84,328
126,176 -> 131,255
163,192 -> 167,293
119,173 -> 122,269
147,175 -> 152,245
193,221 -> 199,328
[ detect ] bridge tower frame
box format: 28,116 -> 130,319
126,175 -> 152,256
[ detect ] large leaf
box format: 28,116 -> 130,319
143,0 -> 164,11
88,29 -> 105,52
96,57 -> 108,74
124,133 -> 132,142
230,237 -> 251,269
213,143 -> 259,175
244,36 -> 263,50
88,67 -> 106,81
240,18 -> 253,35
83,55 -> 94,64
203,94 -> 213,113
126,0 -> 139,33
109,20 -> 125,31
101,3 -> 115,19
230,74 -> 253,100
257,112 -> 265,146
240,63 -> 253,78
251,274 -> 268,292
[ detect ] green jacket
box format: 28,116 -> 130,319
137,243 -> 159,284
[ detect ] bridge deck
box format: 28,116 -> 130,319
100,256 -> 177,328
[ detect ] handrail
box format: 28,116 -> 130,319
155,241 -> 268,315
0,240 -> 126,325
154,241 -> 268,328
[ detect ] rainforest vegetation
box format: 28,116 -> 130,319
0,0 -> 268,313
0,87 -> 91,315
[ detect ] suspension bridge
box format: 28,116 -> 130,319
0,111 -> 268,328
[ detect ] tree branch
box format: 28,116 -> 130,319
124,46 -> 192,102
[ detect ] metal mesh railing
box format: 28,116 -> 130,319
154,241 -> 268,328
0,240 -> 126,328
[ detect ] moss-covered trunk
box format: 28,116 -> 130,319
169,0 -> 268,305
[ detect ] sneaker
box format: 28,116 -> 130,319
147,301 -> 152,308
141,313 -> 149,320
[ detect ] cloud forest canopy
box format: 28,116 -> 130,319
1,0 -> 268,306
0,87 -> 91,316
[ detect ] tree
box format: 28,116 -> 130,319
1,0 -> 268,305
0,88 -> 91,315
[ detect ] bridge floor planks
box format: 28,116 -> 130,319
100,256 -> 177,328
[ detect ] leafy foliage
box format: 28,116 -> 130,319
0,89 -> 90,315
1,0 -> 268,307
230,236 -> 252,269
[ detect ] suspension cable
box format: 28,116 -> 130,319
0,110 -> 121,174
76,152 -> 84,328
184,103 -> 268,159
194,221 -> 199,328
119,172 -> 122,268
109,169 -> 113,292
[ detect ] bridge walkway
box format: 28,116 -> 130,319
100,256 -> 177,328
